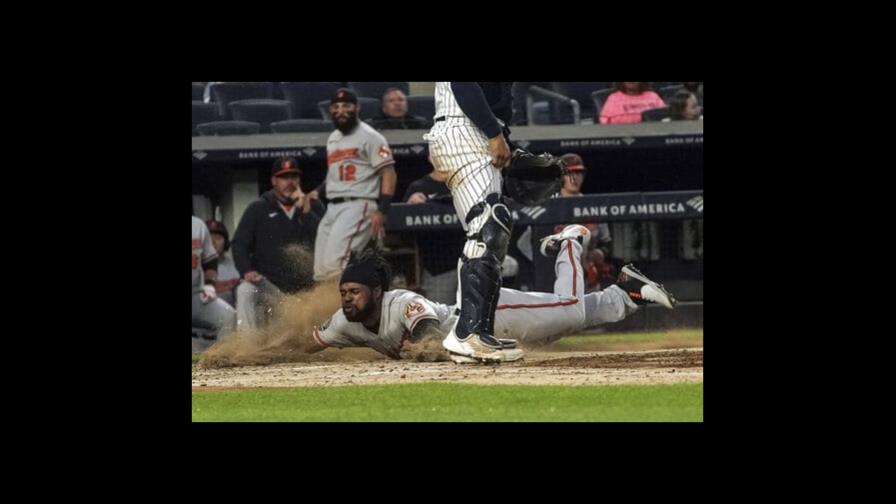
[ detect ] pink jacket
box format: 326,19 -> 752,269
599,91 -> 666,124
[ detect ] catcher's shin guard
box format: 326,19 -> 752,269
455,255 -> 503,347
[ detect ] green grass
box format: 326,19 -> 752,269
192,354 -> 202,364
192,383 -> 702,422
548,328 -> 703,352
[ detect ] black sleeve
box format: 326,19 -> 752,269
230,202 -> 259,276
450,82 -> 502,139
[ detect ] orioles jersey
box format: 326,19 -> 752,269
325,122 -> 395,200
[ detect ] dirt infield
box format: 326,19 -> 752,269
192,347 -> 703,389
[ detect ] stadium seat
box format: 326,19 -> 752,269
270,118 -> 333,133
192,101 -> 220,136
211,82 -> 274,119
317,97 -> 382,121
348,82 -> 410,99
192,83 -> 205,101
228,99 -> 292,133
550,82 -> 611,123
641,107 -> 670,122
658,85 -> 685,102
406,95 -> 435,121
279,82 -> 342,119
196,121 -> 261,136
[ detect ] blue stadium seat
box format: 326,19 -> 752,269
192,83 -> 205,101
658,85 -> 684,103
196,121 -> 261,136
348,82 -> 410,100
406,95 -> 435,121
279,82 -> 342,119
317,97 -> 382,121
641,107 -> 670,122
270,118 -> 333,133
550,82 -> 611,122
192,101 -> 220,136
211,82 -> 274,119
228,99 -> 292,133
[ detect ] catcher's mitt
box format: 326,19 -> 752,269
502,148 -> 566,206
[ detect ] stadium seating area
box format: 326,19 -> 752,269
192,82 -> 702,135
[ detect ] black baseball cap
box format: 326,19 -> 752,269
272,157 -> 301,177
331,87 -> 358,105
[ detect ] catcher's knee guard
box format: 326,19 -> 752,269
462,193 -> 513,262
455,193 -> 513,340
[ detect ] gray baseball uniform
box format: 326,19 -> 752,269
313,239 -> 638,358
192,217 -> 237,351
313,122 -> 395,281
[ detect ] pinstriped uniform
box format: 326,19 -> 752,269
423,82 -> 502,236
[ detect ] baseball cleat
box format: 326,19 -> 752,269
617,264 -> 678,309
498,338 -> 518,349
443,329 -> 523,363
449,348 -> 524,364
539,224 -> 592,257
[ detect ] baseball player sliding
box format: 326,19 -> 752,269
305,88 -> 397,282
303,225 -> 677,362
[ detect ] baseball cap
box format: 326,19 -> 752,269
331,87 -> 358,105
560,153 -> 586,172
272,157 -> 302,177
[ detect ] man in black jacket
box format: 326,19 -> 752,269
231,157 -> 325,330
367,88 -> 431,130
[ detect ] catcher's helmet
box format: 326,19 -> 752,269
205,219 -> 230,252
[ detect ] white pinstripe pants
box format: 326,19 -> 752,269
424,120 -> 503,236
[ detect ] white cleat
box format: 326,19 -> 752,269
619,264 -> 678,309
442,329 -> 524,364
539,224 -> 592,257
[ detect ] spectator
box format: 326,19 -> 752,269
231,157 -> 325,330
682,82 -> 703,106
192,216 -> 237,353
367,88 -> 431,130
556,153 -> 614,291
599,82 -> 665,124
205,219 -> 240,307
663,90 -> 703,121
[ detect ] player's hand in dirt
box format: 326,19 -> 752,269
369,210 -> 386,239
400,339 -> 450,362
243,270 -> 264,284
488,134 -> 511,169
406,192 -> 427,204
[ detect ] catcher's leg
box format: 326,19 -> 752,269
443,193 -> 522,362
